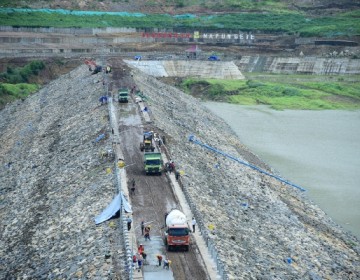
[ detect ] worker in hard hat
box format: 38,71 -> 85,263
144,225 -> 151,241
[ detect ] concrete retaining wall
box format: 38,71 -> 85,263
237,56 -> 360,75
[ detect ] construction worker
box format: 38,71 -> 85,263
138,244 -> 144,254
192,217 -> 197,233
127,216 -> 132,231
170,161 -> 175,172
137,254 -> 143,272
132,254 -> 137,269
141,251 -> 147,264
156,254 -> 163,267
141,221 -> 145,235
145,225 -> 151,234
163,258 -> 170,270
144,225 -> 151,241
167,160 -> 175,173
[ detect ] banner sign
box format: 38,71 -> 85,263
142,31 -> 255,41
202,33 -> 255,40
142,32 -> 191,38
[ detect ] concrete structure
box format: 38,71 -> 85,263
124,60 -> 245,79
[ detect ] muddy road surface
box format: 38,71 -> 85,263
109,58 -> 209,280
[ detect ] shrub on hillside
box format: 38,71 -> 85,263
0,60 -> 45,83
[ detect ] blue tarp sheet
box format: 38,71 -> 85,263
94,133 -> 105,143
94,193 -> 132,225
99,96 -> 108,103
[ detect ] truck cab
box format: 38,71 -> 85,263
144,152 -> 163,175
118,88 -> 129,103
164,209 -> 190,251
165,225 -> 190,251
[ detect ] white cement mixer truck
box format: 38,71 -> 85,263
164,209 -> 190,251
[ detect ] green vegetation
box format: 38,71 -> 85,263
0,61 -> 45,83
0,83 -> 39,107
0,8 -> 359,37
181,75 -> 360,110
0,61 -> 44,107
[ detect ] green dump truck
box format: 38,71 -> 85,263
118,88 -> 129,103
144,152 -> 163,175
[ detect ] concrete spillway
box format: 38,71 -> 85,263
124,60 -> 245,79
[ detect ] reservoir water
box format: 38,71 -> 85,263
204,102 -> 360,239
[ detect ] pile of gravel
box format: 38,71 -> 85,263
131,67 -> 360,279
0,66 -> 126,279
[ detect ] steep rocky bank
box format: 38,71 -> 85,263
1,61 -> 359,279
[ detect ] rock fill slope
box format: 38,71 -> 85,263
0,66 -> 126,279
129,65 -> 360,279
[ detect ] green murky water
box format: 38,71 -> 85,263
205,102 -> 360,239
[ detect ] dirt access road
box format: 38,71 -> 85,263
109,59 -> 209,279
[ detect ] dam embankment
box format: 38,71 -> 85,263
1,24 -> 360,279
1,59 -> 359,279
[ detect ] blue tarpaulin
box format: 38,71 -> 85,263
94,193 -> 132,225
99,96 -> 108,104
94,133 -> 105,143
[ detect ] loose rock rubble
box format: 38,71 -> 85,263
0,66 -> 126,279
131,67 -> 360,279
1,62 -> 359,280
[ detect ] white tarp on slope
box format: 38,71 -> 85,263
94,193 -> 132,225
